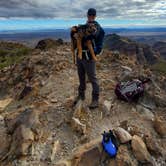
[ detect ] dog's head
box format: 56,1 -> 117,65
85,23 -> 97,36
77,23 -> 97,36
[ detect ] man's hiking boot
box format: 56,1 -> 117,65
89,100 -> 99,109
73,95 -> 85,106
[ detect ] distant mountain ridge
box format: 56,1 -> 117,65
0,27 -> 166,47
104,33 -> 159,64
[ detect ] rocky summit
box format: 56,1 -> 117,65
0,37 -> 166,166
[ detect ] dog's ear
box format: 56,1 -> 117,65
71,26 -> 78,32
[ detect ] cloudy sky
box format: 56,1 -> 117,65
0,0 -> 165,30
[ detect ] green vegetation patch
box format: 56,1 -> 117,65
0,46 -> 31,69
151,59 -> 166,75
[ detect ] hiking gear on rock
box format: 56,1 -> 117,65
89,100 -> 99,109
102,130 -> 118,157
115,78 -> 151,102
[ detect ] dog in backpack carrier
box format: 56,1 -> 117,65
115,78 -> 151,102
70,23 -> 98,64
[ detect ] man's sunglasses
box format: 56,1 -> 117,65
88,14 -> 96,16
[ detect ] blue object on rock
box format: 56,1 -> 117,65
102,130 -> 118,157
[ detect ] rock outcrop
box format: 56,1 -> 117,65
0,115 -> 10,160
110,145 -> 138,166
104,33 -> 159,64
113,127 -> 132,144
131,135 -> 152,164
1,108 -> 41,162
72,138 -> 101,166
153,116 -> 166,138
153,41 -> 166,60
35,38 -> 64,50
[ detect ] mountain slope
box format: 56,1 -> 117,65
0,39 -> 165,165
104,33 -> 159,64
153,41 -> 166,60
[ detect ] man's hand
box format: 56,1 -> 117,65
96,55 -> 101,62
93,56 -> 98,62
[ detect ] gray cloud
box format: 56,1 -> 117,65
0,0 -> 165,20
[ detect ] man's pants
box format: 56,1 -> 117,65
76,58 -> 99,101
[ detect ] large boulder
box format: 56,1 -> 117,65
0,124 -> 35,162
113,127 -> 132,144
153,116 -> 166,138
35,38 -> 63,50
73,146 -> 101,166
131,135 -> 152,164
109,145 -> 138,166
2,108 -> 41,161
120,120 -> 152,139
144,135 -> 162,157
136,105 -> 154,120
72,138 -> 102,166
6,108 -> 40,134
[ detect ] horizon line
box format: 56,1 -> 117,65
0,26 -> 166,32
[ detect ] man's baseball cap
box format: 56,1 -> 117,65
87,8 -> 96,16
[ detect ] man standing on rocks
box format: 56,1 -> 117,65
73,8 -> 105,109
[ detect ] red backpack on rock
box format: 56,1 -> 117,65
115,78 -> 150,102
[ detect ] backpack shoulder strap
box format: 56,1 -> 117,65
95,24 -> 105,55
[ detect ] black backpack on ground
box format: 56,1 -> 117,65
115,78 -> 151,102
